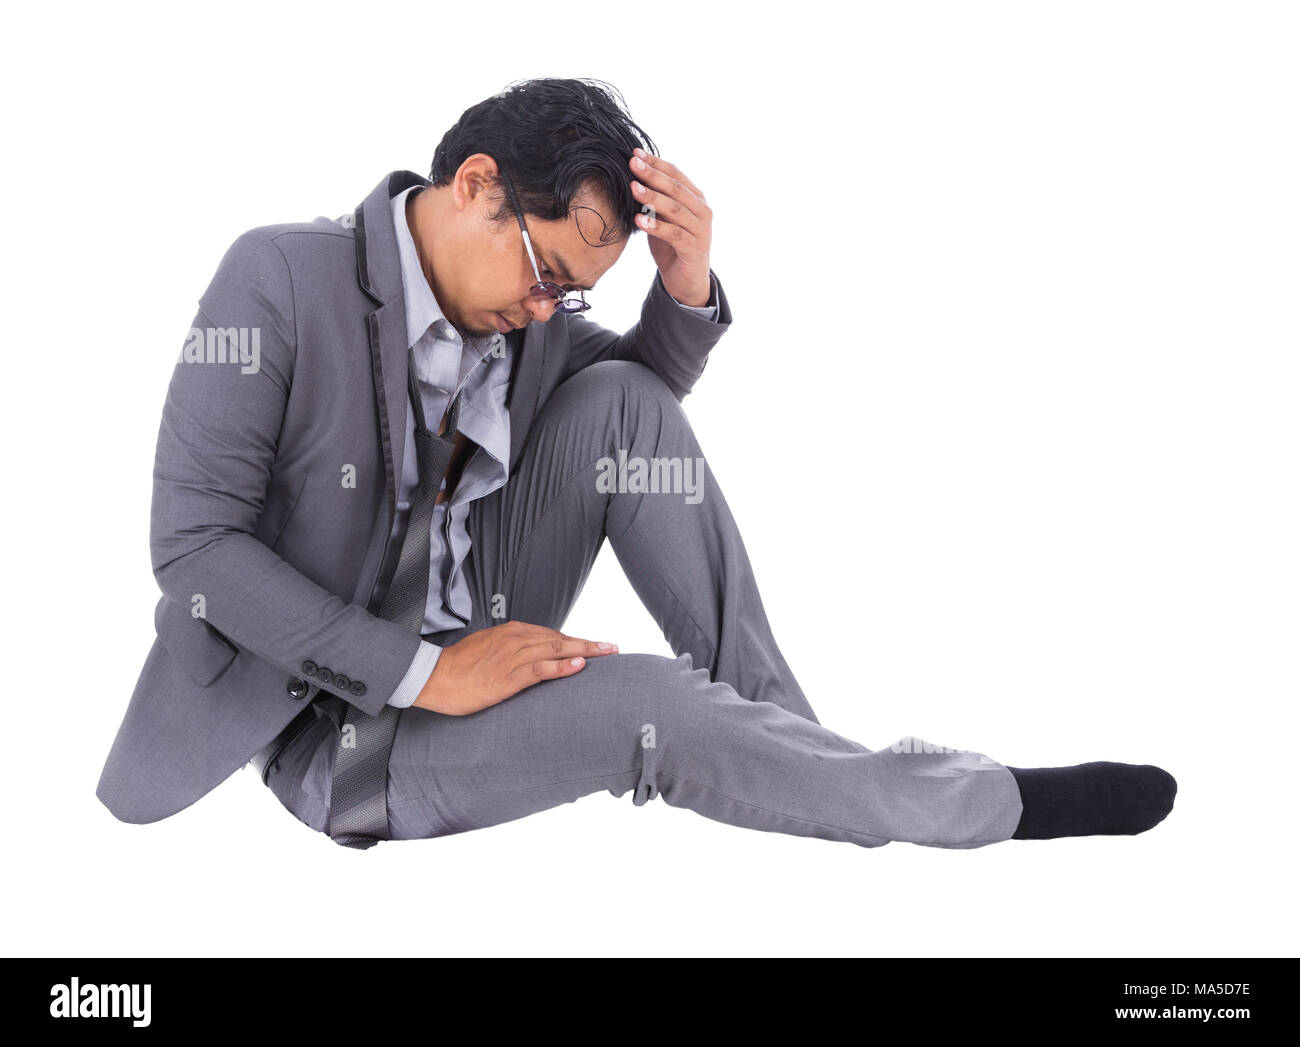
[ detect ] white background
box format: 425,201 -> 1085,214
1,0 -> 1295,957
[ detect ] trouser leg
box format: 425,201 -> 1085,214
385,359 -> 1023,847
463,358 -> 819,722
387,650 -> 1022,848
261,711 -> 336,834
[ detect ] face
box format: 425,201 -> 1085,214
414,153 -> 629,338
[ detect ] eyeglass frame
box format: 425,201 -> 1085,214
498,170 -> 591,314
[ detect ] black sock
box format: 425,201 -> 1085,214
1006,762 -> 1177,840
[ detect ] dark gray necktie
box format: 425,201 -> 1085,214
327,345 -> 462,849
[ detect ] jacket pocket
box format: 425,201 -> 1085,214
154,595 -> 239,686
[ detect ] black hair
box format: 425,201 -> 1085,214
429,77 -> 659,244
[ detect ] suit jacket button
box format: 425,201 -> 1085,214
350,680 -> 366,697
302,659 -> 318,675
316,666 -> 334,684
333,674 -> 351,690
287,677 -> 310,701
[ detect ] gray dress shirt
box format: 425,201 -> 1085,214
381,185 -> 721,708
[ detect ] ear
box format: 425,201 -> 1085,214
454,153 -> 504,214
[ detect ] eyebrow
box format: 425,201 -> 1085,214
547,251 -> 593,292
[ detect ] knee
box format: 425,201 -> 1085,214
593,651 -> 703,726
554,360 -> 680,421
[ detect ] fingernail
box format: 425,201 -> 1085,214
632,156 -> 646,170
571,657 -> 585,666
596,642 -> 614,650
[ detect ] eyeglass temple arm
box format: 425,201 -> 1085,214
506,184 -> 544,282
507,176 -> 580,303
517,220 -> 544,282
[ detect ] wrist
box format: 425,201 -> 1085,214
671,286 -> 711,308
414,668 -> 444,713
664,270 -> 711,309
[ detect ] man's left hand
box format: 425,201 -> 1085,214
629,148 -> 713,307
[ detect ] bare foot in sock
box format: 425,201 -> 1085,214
1006,762 -> 1177,840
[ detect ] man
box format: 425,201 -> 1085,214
97,78 -> 1177,849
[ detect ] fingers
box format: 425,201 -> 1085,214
520,635 -> 619,662
631,180 -> 708,237
629,150 -> 710,224
494,624 -> 618,693
502,622 -> 618,663
628,152 -> 712,260
506,650 -> 597,691
635,207 -> 696,247
630,148 -> 708,209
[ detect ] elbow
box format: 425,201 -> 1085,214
149,523 -> 242,603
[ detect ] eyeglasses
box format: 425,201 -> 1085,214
500,171 -> 591,314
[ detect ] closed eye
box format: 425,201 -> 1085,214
541,257 -> 591,292
542,268 -> 577,292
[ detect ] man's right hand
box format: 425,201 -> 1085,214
412,621 -> 619,715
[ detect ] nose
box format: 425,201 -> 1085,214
523,295 -> 559,324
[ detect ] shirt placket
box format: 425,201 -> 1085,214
423,329 -> 507,624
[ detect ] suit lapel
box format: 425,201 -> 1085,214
351,170 -> 428,611
348,170 -> 557,609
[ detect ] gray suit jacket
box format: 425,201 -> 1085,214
97,169 -> 733,824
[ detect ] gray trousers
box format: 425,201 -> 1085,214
264,360 -> 1024,849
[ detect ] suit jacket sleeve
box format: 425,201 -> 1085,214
557,267 -> 732,401
149,230 -> 422,718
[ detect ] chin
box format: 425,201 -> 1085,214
446,316 -> 485,339
466,315 -> 500,338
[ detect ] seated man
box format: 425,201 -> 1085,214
96,77 -> 1176,850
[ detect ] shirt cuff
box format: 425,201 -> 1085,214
667,272 -> 720,320
386,640 -> 443,708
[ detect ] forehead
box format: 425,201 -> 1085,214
531,186 -> 626,287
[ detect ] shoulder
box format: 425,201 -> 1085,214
206,214 -> 358,302
245,213 -> 358,266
